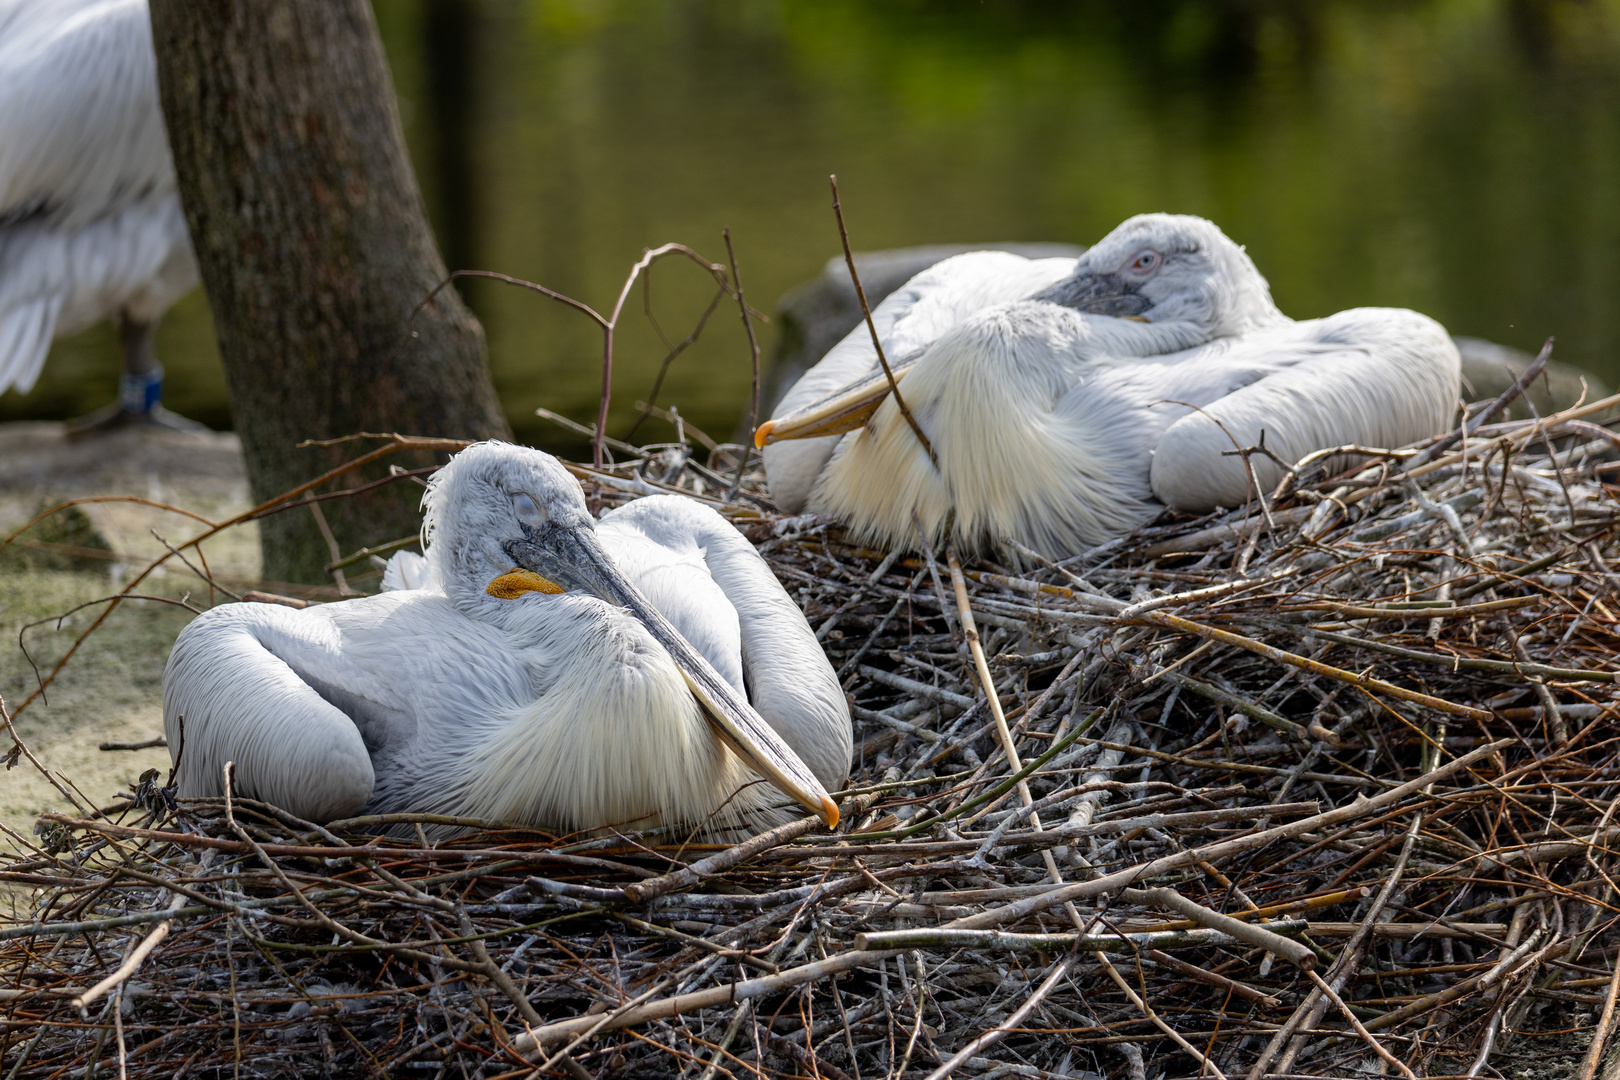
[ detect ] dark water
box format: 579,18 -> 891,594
5,0 -> 1619,455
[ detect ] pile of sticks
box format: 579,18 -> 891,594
6,363 -> 1620,1079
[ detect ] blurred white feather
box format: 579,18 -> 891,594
0,0 -> 197,398
380,550 -> 431,592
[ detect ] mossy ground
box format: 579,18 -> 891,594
0,567 -> 188,839
0,422 -> 258,844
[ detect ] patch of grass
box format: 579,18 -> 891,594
0,502 -> 115,575
0,567 -> 197,839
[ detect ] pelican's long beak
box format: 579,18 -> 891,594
505,527 -> 839,828
754,359 -> 918,448
1032,271 -> 1152,318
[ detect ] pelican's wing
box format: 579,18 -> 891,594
0,0 -> 175,229
0,2 -> 196,394
1150,309 -> 1462,511
763,250 -> 1078,513
0,192 -> 196,394
598,495 -> 853,792
163,601 -> 416,822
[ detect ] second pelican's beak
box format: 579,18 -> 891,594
755,359 -> 918,447
504,527 -> 839,828
1032,271 -> 1152,318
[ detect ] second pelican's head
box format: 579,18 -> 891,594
755,213 -> 1291,454
421,441 -> 839,826
1034,213 -> 1286,338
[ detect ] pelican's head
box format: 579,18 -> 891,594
422,441 -> 839,827
1035,213 -> 1285,338
421,441 -> 593,612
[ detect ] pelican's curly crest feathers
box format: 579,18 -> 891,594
420,441 -> 591,612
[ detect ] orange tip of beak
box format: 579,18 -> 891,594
753,420 -> 775,449
820,795 -> 840,829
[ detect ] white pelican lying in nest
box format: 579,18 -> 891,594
758,213 -> 1460,558
163,442 -> 851,833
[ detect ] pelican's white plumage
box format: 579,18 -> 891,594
761,214 -> 1460,558
163,443 -> 851,833
0,0 -> 199,418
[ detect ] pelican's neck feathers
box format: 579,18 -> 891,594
359,588 -> 789,836
810,302 -> 1188,557
1150,232 -> 1289,340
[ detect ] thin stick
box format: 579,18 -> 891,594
306,500 -> 354,596
623,811 -> 832,904
1259,813 -> 1422,1077
1579,955 -> 1620,1080
921,950 -> 1077,1080
1404,337 -> 1554,471
1304,968 -> 1418,1078
402,253 -> 730,468
98,738 -> 167,752
71,852 -> 213,1014
724,228 -> 761,500
71,908 -> 175,1014
1517,636 -> 1570,746
511,946 -> 907,1053
945,740 -> 1508,930
947,549 -> 1028,809
1136,610 -> 1495,719
1097,951 -> 1230,1080
0,496 -> 216,560
597,247 -> 724,468
828,174 -> 936,466
1121,886 -> 1314,969
630,321 -> 727,445
854,922 -> 1306,954
0,692 -> 90,815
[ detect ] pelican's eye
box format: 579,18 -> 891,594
1126,249 -> 1160,276
514,492 -> 548,530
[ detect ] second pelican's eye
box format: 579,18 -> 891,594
1128,250 -> 1160,275
514,493 -> 547,528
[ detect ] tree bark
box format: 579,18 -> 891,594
149,0 -> 510,584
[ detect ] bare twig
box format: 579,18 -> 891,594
828,174 -> 936,467
724,227 -> 762,501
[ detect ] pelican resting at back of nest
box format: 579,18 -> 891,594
163,442 -> 852,834
758,213 -> 1461,558
0,0 -> 203,433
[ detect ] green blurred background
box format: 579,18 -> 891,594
3,0 -> 1617,455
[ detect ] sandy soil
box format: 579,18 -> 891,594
0,422 -> 256,845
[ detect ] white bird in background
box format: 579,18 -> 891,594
163,442 -> 851,834
0,0 -> 203,432
758,213 -> 1461,558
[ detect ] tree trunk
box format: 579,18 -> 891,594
148,0 -> 510,585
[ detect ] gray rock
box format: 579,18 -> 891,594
1454,337 -> 1608,418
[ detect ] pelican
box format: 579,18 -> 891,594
0,0 -> 203,432
162,442 -> 852,834
758,214 -> 1461,558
